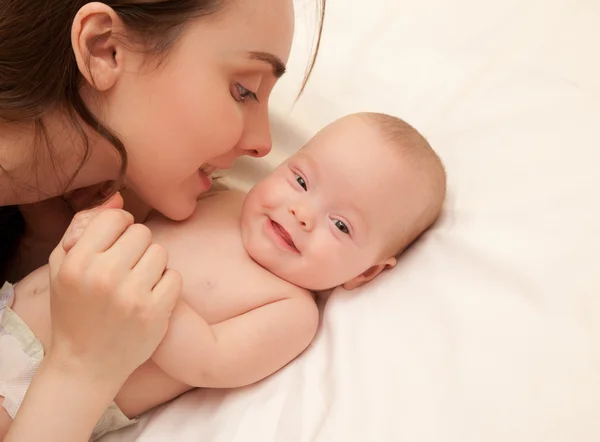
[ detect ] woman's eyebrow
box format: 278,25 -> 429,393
248,51 -> 286,78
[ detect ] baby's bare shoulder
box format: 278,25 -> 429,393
245,265 -> 317,309
256,268 -> 315,298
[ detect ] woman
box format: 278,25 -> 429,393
0,0 -> 325,440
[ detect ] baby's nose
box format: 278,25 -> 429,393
290,206 -> 313,230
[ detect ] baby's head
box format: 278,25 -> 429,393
241,113 -> 446,291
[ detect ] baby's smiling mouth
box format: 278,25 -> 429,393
270,219 -> 300,253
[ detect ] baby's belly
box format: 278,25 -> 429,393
11,265 -> 53,351
11,265 -> 193,419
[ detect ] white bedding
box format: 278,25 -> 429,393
104,0 -> 600,441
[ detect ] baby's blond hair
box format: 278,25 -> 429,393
359,112 -> 446,257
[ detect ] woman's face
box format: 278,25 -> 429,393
99,0 -> 294,220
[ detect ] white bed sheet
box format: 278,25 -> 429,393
103,0 -> 600,441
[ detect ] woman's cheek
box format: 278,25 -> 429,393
197,95 -> 245,162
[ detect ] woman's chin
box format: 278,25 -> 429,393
153,196 -> 197,222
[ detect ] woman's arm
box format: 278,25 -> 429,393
151,294 -> 319,388
4,194 -> 180,441
4,358 -> 124,442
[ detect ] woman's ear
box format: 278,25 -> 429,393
71,2 -> 125,91
342,256 -> 397,291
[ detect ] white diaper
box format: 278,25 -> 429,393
0,282 -> 136,441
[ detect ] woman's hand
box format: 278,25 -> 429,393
4,193 -> 181,442
46,193 -> 182,385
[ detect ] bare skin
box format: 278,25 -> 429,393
2,191 -> 319,422
0,114 -> 445,438
0,0 -> 293,280
0,0 -> 295,439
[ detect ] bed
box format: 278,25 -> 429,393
104,0 -> 600,440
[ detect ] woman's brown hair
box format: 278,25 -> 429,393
0,0 -> 326,280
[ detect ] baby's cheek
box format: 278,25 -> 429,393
305,237 -> 343,282
253,178 -> 286,209
331,246 -> 366,283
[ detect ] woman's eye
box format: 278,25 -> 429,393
295,174 -> 307,191
233,83 -> 258,103
333,219 -> 350,235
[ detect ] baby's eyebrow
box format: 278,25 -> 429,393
347,204 -> 367,232
294,152 -> 320,182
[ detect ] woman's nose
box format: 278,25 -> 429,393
242,139 -> 271,158
238,111 -> 272,158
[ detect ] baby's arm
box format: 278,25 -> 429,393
151,294 -> 318,388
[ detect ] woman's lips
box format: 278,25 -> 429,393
197,168 -> 213,190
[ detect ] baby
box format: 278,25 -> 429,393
0,112 -> 446,440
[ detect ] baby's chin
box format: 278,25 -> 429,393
255,259 -> 342,292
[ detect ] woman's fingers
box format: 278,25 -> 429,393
152,268 -> 182,313
129,243 -> 169,290
67,209 -> 134,257
61,212 -> 95,252
45,183 -> 183,389
61,192 -> 125,253
49,209 -> 133,285
104,224 -> 153,271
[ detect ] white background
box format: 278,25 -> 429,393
105,0 -> 600,440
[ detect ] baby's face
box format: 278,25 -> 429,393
240,115 -> 421,291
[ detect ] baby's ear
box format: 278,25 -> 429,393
342,256 -> 397,290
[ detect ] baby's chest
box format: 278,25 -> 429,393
149,191 -> 296,325
183,258 -> 283,325
160,227 -> 286,325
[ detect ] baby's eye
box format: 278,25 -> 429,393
333,219 -> 350,235
295,174 -> 307,191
